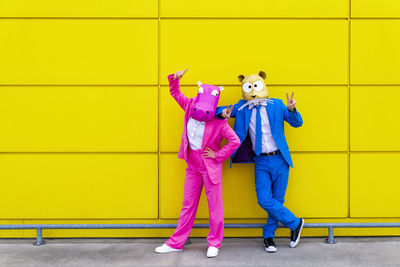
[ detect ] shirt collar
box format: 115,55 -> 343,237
191,117 -> 205,125
238,98 -> 274,111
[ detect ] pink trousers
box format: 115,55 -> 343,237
165,149 -> 224,249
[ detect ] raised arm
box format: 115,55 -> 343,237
216,103 -> 239,119
168,68 -> 190,110
282,92 -> 303,128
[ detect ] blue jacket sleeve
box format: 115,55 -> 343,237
281,100 -> 303,128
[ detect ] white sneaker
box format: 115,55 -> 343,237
264,238 -> 277,253
290,218 -> 305,248
155,243 -> 182,254
206,246 -> 219,258
266,245 -> 277,253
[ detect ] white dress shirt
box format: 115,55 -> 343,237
187,117 -> 205,150
247,101 -> 279,153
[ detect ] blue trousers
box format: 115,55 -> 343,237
254,154 -> 300,238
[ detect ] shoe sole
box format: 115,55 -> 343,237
290,218 -> 304,248
155,249 -> 183,254
265,247 -> 277,253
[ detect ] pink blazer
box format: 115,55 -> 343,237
168,74 -> 241,184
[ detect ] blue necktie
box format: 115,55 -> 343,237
255,105 -> 262,156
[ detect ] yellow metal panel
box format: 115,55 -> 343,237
350,86 -> 400,151
161,20 -> 348,85
160,153 -> 348,219
0,154 -> 158,219
352,0 -> 400,18
0,19 -> 157,85
350,153 -> 400,217
161,86 -> 348,152
161,0 -> 348,18
286,153 -> 348,217
267,86 -> 348,151
160,85 -> 187,152
0,0 -> 158,17
0,86 -> 157,152
351,20 -> 400,84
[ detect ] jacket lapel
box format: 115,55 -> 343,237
244,106 -> 252,135
183,100 -> 194,135
182,100 -> 195,156
266,102 -> 274,131
201,119 -> 215,150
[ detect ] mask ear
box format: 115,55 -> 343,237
258,71 -> 267,80
219,86 -> 224,91
238,75 -> 245,83
197,81 -> 202,87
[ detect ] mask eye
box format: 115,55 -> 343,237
253,81 -> 264,91
242,82 -> 252,93
198,87 -> 204,93
211,89 -> 219,96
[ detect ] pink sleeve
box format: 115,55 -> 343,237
168,74 -> 190,110
214,120 -> 241,164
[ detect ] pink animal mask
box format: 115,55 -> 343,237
191,81 -> 224,122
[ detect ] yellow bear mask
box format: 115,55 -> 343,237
238,71 -> 268,102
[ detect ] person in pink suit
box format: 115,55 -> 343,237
155,69 -> 240,258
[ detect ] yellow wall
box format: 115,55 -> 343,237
0,0 -> 400,238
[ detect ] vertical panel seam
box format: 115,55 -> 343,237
348,0 -> 352,219
157,0 -> 161,221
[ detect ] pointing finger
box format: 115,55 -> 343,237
183,68 -> 188,75
291,91 -> 295,100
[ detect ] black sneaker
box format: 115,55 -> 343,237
264,237 -> 277,253
290,218 -> 304,248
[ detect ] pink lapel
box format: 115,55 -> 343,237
183,99 -> 195,136
201,119 -> 216,150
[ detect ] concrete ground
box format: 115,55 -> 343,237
0,237 -> 400,267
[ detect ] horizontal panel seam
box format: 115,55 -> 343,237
1,17 -> 399,20
0,84 -> 351,87
0,17 -> 350,20
4,84 -> 400,87
13,217 -> 400,221
0,152 -> 160,154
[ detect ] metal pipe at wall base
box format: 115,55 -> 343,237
0,223 -> 399,246
1,223 -> 399,230
326,226 -> 337,244
33,228 -> 45,246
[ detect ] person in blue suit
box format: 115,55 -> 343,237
216,71 -> 304,253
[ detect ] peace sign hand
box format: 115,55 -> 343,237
173,68 -> 188,80
286,91 -> 297,112
221,105 -> 234,119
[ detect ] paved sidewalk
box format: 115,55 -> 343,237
0,237 -> 400,267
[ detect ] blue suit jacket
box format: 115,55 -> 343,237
216,98 -> 303,168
